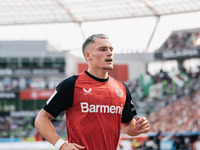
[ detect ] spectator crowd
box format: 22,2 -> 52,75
159,30 -> 200,51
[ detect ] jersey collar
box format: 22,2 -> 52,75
85,71 -> 109,82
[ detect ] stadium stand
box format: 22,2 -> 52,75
122,29 -> 200,150
122,68 -> 200,149
0,112 -> 34,139
0,41 -> 68,143
159,29 -> 200,51
0,41 -> 66,111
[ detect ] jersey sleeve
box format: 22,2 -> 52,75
43,75 -> 78,118
121,83 -> 137,123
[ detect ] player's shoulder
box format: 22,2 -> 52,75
59,71 -> 88,85
62,74 -> 79,83
110,76 -> 128,88
57,74 -> 79,89
109,76 -> 126,85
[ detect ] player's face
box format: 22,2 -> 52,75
86,38 -> 114,71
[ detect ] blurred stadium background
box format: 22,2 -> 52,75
0,0 -> 200,150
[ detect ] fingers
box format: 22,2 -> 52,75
136,117 -> 151,134
61,143 -> 85,150
136,117 -> 149,126
137,125 -> 151,134
73,143 -> 85,149
136,117 -> 146,123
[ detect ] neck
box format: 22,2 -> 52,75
87,68 -> 108,79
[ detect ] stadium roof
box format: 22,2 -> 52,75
1,0 -> 200,25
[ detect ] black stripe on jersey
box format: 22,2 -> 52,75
43,75 -> 79,118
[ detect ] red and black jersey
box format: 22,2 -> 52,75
43,71 -> 137,150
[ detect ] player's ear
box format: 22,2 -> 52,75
84,51 -> 91,61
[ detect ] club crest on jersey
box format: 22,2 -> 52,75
83,88 -> 92,95
115,89 -> 123,98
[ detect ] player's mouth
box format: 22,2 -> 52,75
105,58 -> 113,63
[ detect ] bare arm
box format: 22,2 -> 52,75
35,109 -> 85,150
35,109 -> 61,145
121,117 -> 150,136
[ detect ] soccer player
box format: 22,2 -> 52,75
35,34 -> 150,150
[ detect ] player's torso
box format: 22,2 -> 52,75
65,72 -> 127,150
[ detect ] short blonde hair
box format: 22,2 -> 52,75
82,34 -> 109,55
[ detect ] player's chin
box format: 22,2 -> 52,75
103,66 -> 113,70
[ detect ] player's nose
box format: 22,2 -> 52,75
107,49 -> 113,56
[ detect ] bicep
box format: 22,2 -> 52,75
35,109 -> 54,127
37,109 -> 54,120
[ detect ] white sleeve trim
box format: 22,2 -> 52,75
46,90 -> 57,105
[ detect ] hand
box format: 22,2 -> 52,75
122,117 -> 150,136
135,117 -> 150,135
60,142 -> 85,150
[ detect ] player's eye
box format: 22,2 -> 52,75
100,48 -> 106,51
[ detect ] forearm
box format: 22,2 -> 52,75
122,117 -> 150,136
122,118 -> 139,136
35,110 -> 61,146
35,109 -> 85,150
